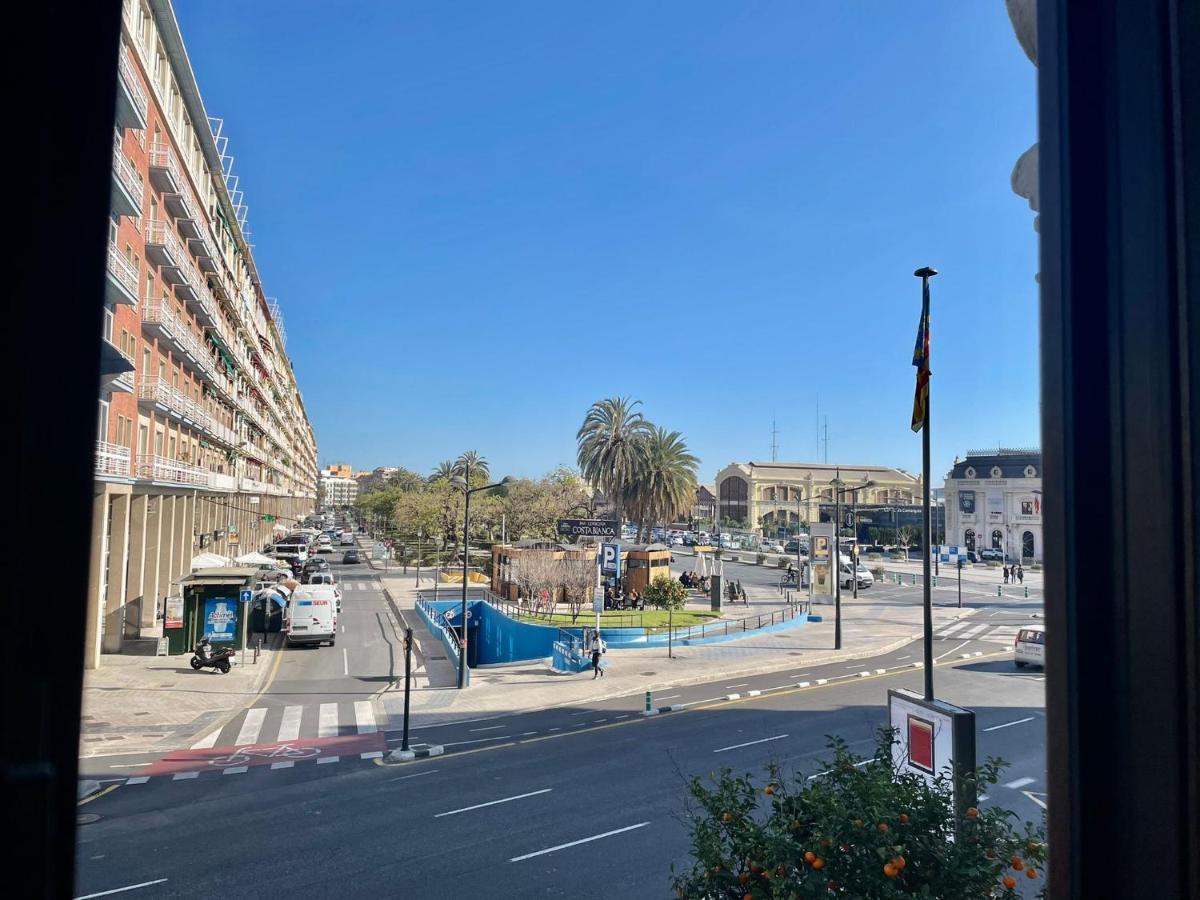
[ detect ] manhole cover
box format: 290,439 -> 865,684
430,655 -> 447,660
789,652 -> 804,656
639,671 -> 657,676
77,814 -> 102,825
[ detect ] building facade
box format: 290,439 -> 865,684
320,475 -> 358,509
89,0 -> 318,668
713,461 -> 937,539
943,448 -> 1042,562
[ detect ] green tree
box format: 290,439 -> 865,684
454,450 -> 489,482
642,574 -> 688,611
625,425 -> 698,541
671,730 -> 1047,899
430,460 -> 456,483
576,396 -> 651,522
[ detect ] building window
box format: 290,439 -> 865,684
138,423 -> 148,456
991,529 -> 1003,550
1022,531 -> 1035,560
97,400 -> 110,443
719,476 -> 749,525
964,529 -> 976,552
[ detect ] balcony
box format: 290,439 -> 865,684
188,285 -> 219,328
174,262 -> 202,303
95,440 -> 132,479
145,219 -> 187,284
148,142 -> 183,196
105,242 -> 139,305
136,454 -> 210,487
165,186 -> 201,237
210,472 -> 238,492
137,375 -> 212,432
110,137 -> 143,218
114,46 -> 148,130
189,228 -> 217,274
208,421 -> 238,448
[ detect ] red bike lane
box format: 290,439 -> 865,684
135,732 -> 386,777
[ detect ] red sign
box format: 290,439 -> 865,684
908,715 -> 935,773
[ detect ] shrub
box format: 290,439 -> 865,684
756,553 -> 768,565
871,566 -> 885,581
642,574 -> 688,611
671,730 -> 1047,899
777,557 -> 790,569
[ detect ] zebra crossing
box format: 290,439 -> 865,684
933,618 -> 1024,646
339,581 -> 379,591
193,700 -> 380,750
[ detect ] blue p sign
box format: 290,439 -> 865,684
599,543 -> 620,577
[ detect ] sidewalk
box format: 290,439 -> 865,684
79,635 -> 283,758
371,563 -> 976,731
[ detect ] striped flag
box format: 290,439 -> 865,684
911,278 -> 930,432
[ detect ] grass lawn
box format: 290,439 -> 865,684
512,608 -> 723,631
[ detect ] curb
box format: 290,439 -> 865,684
386,744 -> 444,762
77,779 -> 102,801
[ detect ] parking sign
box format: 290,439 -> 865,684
599,543 -> 621,578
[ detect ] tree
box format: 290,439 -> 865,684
642,574 -> 688,611
624,426 -> 698,542
430,460 -> 456,483
896,525 -> 920,552
671,729 -> 1047,899
576,397 -> 651,522
560,553 -> 597,624
454,450 -> 489,482
514,550 -> 561,616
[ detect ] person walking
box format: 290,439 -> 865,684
1003,564 -> 1010,584
590,631 -> 605,678
1017,565 -> 1024,584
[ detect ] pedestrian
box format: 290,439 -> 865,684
1003,564 -> 1010,584
1017,565 -> 1024,584
590,631 -> 605,678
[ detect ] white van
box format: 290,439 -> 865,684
839,554 -> 875,590
286,586 -> 339,647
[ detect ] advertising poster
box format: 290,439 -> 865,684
959,490 -> 976,519
810,523 -> 834,597
203,597 -> 238,642
987,494 -> 1004,522
164,595 -> 184,629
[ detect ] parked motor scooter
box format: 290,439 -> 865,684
190,638 -> 234,674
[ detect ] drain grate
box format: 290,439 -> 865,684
639,672 -> 657,676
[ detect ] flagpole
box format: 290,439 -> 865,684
915,266 -> 938,700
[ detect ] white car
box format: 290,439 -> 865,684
759,541 -> 786,554
1014,628 -> 1045,668
315,537 -> 333,554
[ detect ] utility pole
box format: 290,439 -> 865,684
401,627 -> 413,751
822,417 -> 830,464
833,468 -> 842,650
770,418 -> 779,462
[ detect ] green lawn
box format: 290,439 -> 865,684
512,608 -> 722,631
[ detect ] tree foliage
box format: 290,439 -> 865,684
576,396 -> 651,518
642,574 -> 688,611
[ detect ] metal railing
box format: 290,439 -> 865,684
148,142 -> 184,192
138,375 -> 213,432
117,46 -> 148,121
112,138 -> 143,205
136,454 -> 209,486
107,242 -> 139,297
94,440 -> 131,478
145,218 -> 187,270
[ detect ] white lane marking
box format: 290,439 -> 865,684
790,672 -> 811,678
270,762 -> 294,770
354,701 -> 376,734
222,766 -> 248,775
1005,776 -> 1036,789
125,776 -> 149,785
612,714 -> 629,720
443,736 -> 511,747
1022,790 -> 1048,810
343,648 -> 349,676
808,759 -> 871,780
592,718 -> 608,724
713,734 -> 789,753
934,640 -> 970,661
547,727 -> 561,732
317,756 -> 339,764
895,655 -> 911,661
190,728 -> 221,750
172,772 -> 198,781
845,665 -> 862,670
509,821 -> 649,862
724,683 -> 749,689
518,731 -> 538,736
341,625 -> 346,633
278,705 -> 303,742
386,769 -> 439,782
234,708 -> 267,746
360,751 -> 383,759
957,624 -> 989,640
937,620 -> 972,638
319,703 -> 339,738
468,725 -> 507,732
74,878 -> 169,899
656,694 -> 680,700
435,788 -> 552,818
984,716 -> 1037,732
569,711 -> 591,717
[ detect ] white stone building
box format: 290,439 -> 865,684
943,448 -> 1042,562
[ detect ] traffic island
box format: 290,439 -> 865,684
386,743 -> 444,762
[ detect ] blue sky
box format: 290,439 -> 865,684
176,1 -> 1038,484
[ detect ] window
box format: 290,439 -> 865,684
964,529 -> 976,552
137,423 -> 148,457
991,530 -> 1003,550
153,429 -> 163,456
1022,531 -> 1035,560
102,307 -> 113,343
168,434 -> 175,459
97,400 -> 110,443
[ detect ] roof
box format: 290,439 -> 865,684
623,543 -> 671,553
175,566 -> 259,586
719,462 -> 919,483
950,448 -> 1041,480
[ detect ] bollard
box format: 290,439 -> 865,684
643,690 -> 657,716
932,576 -> 938,588
998,585 -> 1003,597
1024,585 -> 1029,598
911,574 -> 917,586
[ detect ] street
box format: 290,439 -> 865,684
75,580 -> 1046,899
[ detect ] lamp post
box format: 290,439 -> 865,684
450,473 -> 512,689
835,479 -> 877,602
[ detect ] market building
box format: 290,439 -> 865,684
943,448 -> 1042,562
89,0 -> 319,668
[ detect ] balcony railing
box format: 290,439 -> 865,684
137,454 -> 210,487
190,228 -> 217,274
95,440 -> 132,478
166,186 -> 201,238
148,142 -> 183,196
115,46 -> 148,130
145,219 -> 187,283
110,137 -> 143,217
138,375 -> 213,433
105,242 -> 139,306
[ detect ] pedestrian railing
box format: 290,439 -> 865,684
663,603 -> 809,643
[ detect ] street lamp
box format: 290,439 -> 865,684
831,476 -> 876,649
450,473 -> 513,689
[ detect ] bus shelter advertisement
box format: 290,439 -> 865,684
203,598 -> 238,642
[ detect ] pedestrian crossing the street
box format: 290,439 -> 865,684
194,700 -> 382,751
933,618 -> 1024,646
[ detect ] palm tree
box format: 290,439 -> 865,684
430,460 -> 455,483
625,426 -> 698,541
454,450 -> 489,483
576,397 -> 651,521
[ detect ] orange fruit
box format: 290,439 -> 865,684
764,784 -> 776,795
812,857 -> 825,870
1002,875 -> 1017,889
743,895 -> 753,900
965,807 -> 979,818
893,856 -> 906,870
722,812 -> 733,823
878,822 -> 889,833
1026,868 -> 1038,879
1011,857 -> 1024,872
738,873 -> 749,885
804,851 -> 816,864
883,863 -> 898,877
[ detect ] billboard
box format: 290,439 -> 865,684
986,494 -> 1004,522
888,689 -> 976,816
203,598 -> 238,643
557,518 -> 619,540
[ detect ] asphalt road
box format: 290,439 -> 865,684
74,638 -> 1047,899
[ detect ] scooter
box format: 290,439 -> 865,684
190,638 -> 234,674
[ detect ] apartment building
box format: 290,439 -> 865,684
90,0 -> 319,668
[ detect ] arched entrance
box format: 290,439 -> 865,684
1022,531 -> 1035,560
991,529 -> 1003,550
964,529 -> 976,553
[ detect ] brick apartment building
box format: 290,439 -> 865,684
90,0 -> 318,668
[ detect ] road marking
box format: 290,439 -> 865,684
222,766 -> 248,775
790,673 -> 811,678
190,728 -> 221,750
895,655 -> 911,660
125,776 -> 149,785
845,665 -> 862,670
724,683 -> 749,689
75,878 -> 169,899
958,624 -> 989,640
343,648 -> 349,676
656,694 -> 680,701
443,736 -> 512,747
547,727 -> 561,732
435,788 -> 552,818
386,769 -> 439,782
612,714 -> 629,720
1022,789 -> 1048,810
317,756 -> 339,764
354,701 -> 377,734
468,725 -> 508,732
341,625 -> 345,633
360,751 -> 383,759
713,734 -> 789,753
1005,776 -> 1036,789
934,641 -> 970,661
234,707 -> 267,746
808,759 -> 872,780
569,711 -> 591,716
172,772 -> 199,781
319,703 -> 339,738
984,716 -> 1037,732
509,821 -> 649,862
278,705 -> 303,742
518,731 -> 538,736
270,762 -> 294,770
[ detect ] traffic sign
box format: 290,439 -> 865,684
261,514 -> 276,523
239,589 -> 253,604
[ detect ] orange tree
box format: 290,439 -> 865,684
671,730 -> 1047,899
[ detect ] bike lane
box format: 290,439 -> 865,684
134,732 -> 386,777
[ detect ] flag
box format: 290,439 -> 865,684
910,279 -> 930,432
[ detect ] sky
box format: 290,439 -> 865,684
175,1 -> 1039,485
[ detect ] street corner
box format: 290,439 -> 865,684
133,732 -> 388,778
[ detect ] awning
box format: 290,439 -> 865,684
253,587 -> 289,608
191,552 -> 232,569
175,566 -> 260,586
235,551 -> 277,567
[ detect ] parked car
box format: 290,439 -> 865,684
286,586 -> 338,647
342,549 -> 360,564
1014,628 -> 1045,668
759,541 -> 785,554
979,547 -> 1004,562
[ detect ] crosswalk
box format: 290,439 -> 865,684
934,618 -> 1024,646
193,700 -> 380,750
338,581 -> 379,591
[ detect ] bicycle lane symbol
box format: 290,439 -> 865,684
135,731 -> 387,777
